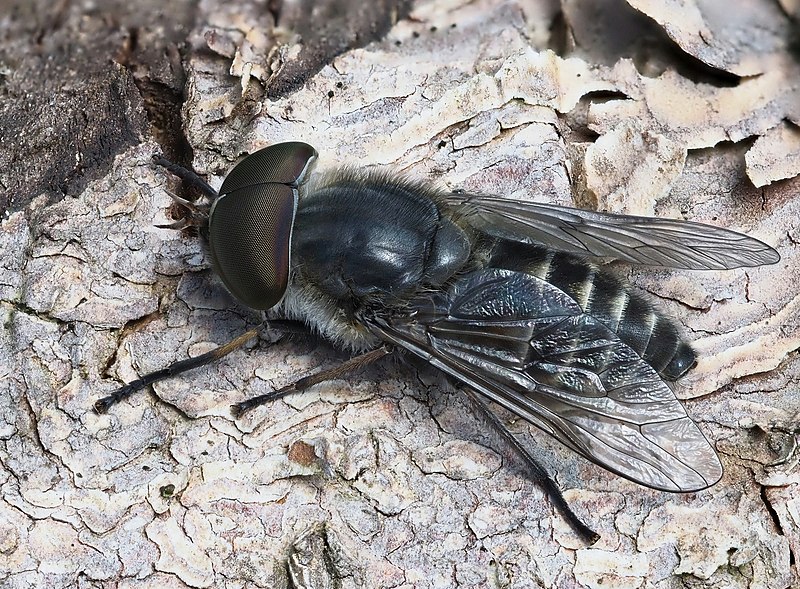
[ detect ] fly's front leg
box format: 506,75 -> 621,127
152,155 -> 218,201
231,346 -> 393,416
151,155 -> 216,229
95,321 -> 304,413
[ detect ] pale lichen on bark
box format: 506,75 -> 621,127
1,0 -> 798,588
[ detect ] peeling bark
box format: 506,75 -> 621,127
1,0 -> 798,588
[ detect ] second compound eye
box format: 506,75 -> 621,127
218,142 -> 318,195
208,182 -> 298,310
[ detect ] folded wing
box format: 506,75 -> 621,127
446,195 -> 779,270
369,268 -> 723,491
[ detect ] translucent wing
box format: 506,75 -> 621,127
445,195 -> 780,270
368,268 -> 723,491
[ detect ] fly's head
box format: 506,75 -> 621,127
202,142 -> 318,310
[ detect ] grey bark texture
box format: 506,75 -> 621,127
1,0 -> 798,587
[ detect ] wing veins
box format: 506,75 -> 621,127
446,195 -> 779,269
369,267 -> 723,491
422,338 -> 704,490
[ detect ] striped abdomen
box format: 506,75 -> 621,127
487,241 -> 696,380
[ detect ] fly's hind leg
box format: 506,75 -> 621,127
463,389 -> 600,545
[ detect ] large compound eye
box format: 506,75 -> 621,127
207,142 -> 318,310
219,142 -> 318,195
208,183 -> 297,310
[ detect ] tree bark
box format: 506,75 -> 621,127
1,0 -> 798,587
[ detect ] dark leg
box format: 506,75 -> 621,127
262,319 -> 313,336
95,326 -> 263,413
463,389 -> 600,544
153,155 -> 219,201
231,346 -> 393,416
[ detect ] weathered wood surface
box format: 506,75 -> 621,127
1,0 -> 798,587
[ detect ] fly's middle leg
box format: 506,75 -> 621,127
231,346 -> 393,416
